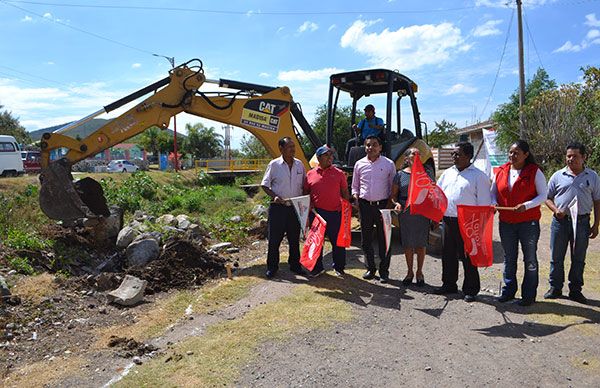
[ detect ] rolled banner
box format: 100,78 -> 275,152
380,209 -> 393,255
289,195 -> 311,238
568,196 -> 578,249
336,199 -> 352,248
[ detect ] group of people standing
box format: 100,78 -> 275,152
260,109 -> 600,307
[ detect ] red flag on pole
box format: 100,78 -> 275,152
407,152 -> 448,222
457,205 -> 495,267
300,212 -> 327,271
336,199 -> 352,248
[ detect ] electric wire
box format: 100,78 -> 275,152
523,12 -> 545,71
479,7 -> 515,122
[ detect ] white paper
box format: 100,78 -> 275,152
380,209 -> 393,255
568,196 -> 578,249
289,195 -> 311,238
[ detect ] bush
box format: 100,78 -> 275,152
8,256 -> 35,275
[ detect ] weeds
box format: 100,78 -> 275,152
8,256 -> 35,275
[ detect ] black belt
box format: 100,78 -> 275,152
359,198 -> 387,206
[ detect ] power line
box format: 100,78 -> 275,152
479,7 -> 515,123
0,0 -> 155,56
523,11 -> 545,71
3,0 -> 478,15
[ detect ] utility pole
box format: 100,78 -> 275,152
516,0 -> 526,139
153,53 -> 179,171
222,124 -> 231,162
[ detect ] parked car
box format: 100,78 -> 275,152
21,150 -> 41,174
0,135 -> 25,177
107,159 -> 139,173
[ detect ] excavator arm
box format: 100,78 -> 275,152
39,59 -> 321,222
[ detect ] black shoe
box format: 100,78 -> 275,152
569,291 -> 588,305
543,287 -> 562,299
497,294 -> 515,303
402,275 -> 414,286
415,277 -> 425,287
518,298 -> 535,306
290,267 -> 307,276
380,276 -> 389,284
432,286 -> 458,295
362,270 -> 376,280
265,270 -> 276,279
310,269 -> 325,278
333,269 -> 345,278
464,294 -> 477,303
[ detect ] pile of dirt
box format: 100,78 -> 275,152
107,335 -> 158,358
126,238 -> 227,293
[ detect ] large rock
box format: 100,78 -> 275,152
126,239 -> 160,267
0,275 -> 10,299
156,214 -> 176,226
178,218 -> 191,230
107,275 -> 147,306
116,226 -> 137,248
210,242 -> 232,252
229,215 -> 242,223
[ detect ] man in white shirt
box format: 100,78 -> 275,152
261,137 -> 306,279
435,142 -> 492,302
351,135 -> 397,282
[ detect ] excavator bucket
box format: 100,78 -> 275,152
39,159 -> 110,222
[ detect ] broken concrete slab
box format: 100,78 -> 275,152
210,242 -> 232,252
107,275 -> 147,306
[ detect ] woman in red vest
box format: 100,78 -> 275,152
492,140 -> 547,306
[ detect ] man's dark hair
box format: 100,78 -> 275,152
278,137 -> 293,148
364,135 -> 381,145
456,141 -> 474,159
512,139 -> 536,165
566,141 -> 586,156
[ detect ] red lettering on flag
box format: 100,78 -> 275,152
300,212 -> 327,271
457,205 -> 495,267
407,152 -> 448,222
336,199 -> 352,248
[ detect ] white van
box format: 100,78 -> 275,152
0,135 -> 25,177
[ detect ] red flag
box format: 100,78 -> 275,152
457,205 -> 495,267
300,212 -> 327,271
408,153 -> 448,222
336,199 -> 352,248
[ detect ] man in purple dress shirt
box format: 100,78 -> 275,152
351,135 -> 397,282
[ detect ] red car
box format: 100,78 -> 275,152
21,151 -> 41,174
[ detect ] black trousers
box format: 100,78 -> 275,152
267,204 -> 301,272
310,208 -> 346,273
442,217 -> 480,296
359,199 -> 391,277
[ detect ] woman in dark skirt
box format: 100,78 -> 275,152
390,148 -> 432,286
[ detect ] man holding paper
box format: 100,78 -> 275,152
261,137 -> 307,279
544,142 -> 600,304
304,145 -> 350,277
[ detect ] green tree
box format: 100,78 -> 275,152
310,104 -> 353,159
185,123 -> 223,159
427,120 -> 458,148
492,68 -> 557,149
138,126 -> 167,157
0,105 -> 30,144
239,134 -> 269,159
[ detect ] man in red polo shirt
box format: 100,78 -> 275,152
304,145 -> 350,277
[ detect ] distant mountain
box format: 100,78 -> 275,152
29,119 -> 182,142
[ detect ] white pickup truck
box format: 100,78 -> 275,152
0,135 -> 25,177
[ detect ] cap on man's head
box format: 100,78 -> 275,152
315,145 -> 332,157
364,104 -> 375,111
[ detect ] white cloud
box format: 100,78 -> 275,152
46,61 -> 55,65
554,41 -> 582,53
131,63 -> 141,69
297,21 -> 318,34
476,0 -> 554,8
472,20 -> 502,37
43,12 -> 52,19
444,84 -> 478,95
328,24 -> 336,32
276,26 -> 284,34
584,13 -> 600,27
278,68 -> 344,82
586,29 -> 600,39
340,20 -> 468,71
21,15 -> 33,22
259,72 -> 270,78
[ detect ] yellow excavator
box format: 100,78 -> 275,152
39,59 -> 322,223
39,59 -> 435,228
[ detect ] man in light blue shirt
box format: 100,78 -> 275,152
345,104 -> 385,162
544,142 -> 600,304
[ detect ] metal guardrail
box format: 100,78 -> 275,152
194,158 -> 270,172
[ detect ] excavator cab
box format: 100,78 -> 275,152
325,69 -> 434,173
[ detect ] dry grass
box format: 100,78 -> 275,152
2,356 -> 85,388
114,284 -> 354,387
12,273 -> 57,304
95,276 -> 262,346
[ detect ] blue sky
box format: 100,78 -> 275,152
0,0 -> 599,148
